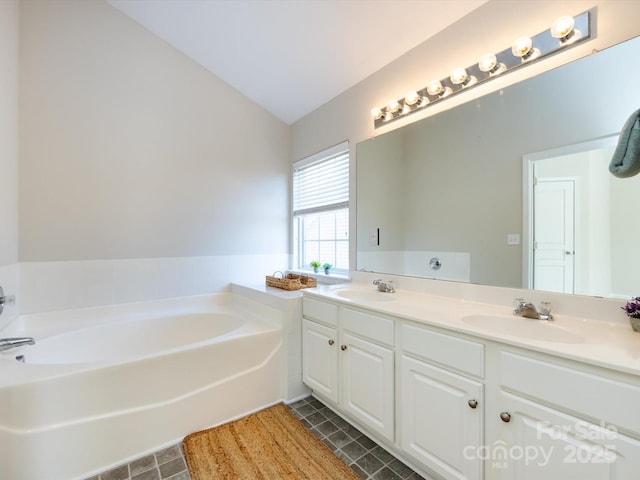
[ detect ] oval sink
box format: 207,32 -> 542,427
462,314 -> 585,344
335,289 -> 396,302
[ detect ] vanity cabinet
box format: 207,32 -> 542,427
341,331 -> 394,440
302,319 -> 338,403
340,308 -> 395,441
302,298 -> 395,441
488,350 -> 640,479
302,292 -> 640,480
400,323 -> 485,480
494,392 -> 640,479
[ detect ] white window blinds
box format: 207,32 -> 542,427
293,143 -> 349,216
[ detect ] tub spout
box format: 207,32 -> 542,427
0,337 -> 35,352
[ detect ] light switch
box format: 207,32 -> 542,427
369,230 -> 379,246
507,233 -> 520,246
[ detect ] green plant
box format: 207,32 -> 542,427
310,261 -> 321,268
322,263 -> 332,270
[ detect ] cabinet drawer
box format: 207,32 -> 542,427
401,323 -> 484,378
303,297 -> 338,327
342,308 -> 394,346
500,351 -> 640,435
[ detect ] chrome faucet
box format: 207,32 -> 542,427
514,299 -> 553,321
373,279 -> 395,293
0,337 -> 36,352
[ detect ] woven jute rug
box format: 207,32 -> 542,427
183,403 -> 360,480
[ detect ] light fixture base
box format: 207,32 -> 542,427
373,10 -> 591,128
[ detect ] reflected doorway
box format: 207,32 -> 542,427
533,178 -> 576,293
522,136 -> 630,297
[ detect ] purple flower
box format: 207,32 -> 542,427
622,298 -> 640,318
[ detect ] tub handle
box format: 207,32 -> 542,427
328,339 -> 335,346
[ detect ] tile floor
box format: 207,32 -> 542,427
85,444 -> 189,480
88,396 -> 428,480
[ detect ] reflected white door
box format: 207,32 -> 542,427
533,179 -> 575,293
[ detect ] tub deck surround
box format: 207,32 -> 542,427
0,292 -> 284,480
303,283 -> 640,376
230,282 -> 310,402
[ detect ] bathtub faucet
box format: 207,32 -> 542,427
0,337 -> 36,352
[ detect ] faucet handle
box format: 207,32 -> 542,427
538,301 -> 553,320
513,297 -> 525,315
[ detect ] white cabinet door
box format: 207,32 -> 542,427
400,355 -> 483,480
302,319 -> 338,404
493,391 -> 640,480
341,332 -> 395,442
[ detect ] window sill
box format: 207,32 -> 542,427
288,269 -> 351,285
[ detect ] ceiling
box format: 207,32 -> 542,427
106,0 -> 488,125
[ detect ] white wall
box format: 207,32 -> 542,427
0,0 -> 18,267
0,0 -> 19,327
15,0 -> 291,311
19,0 -> 290,262
610,171 -> 640,298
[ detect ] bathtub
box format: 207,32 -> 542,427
0,293 -> 284,480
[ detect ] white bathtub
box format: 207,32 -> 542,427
0,293 -> 284,480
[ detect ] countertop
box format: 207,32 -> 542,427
303,284 -> 640,377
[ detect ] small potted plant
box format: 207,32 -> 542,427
322,263 -> 332,275
310,261 -> 321,273
621,296 -> 640,332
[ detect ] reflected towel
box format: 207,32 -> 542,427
609,108 -> 640,178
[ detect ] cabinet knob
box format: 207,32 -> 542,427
500,412 -> 511,423
340,345 -> 347,351
468,399 -> 478,409
328,339 -> 335,346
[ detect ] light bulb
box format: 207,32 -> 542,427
404,91 -> 419,106
550,15 -> 575,40
371,107 -> 383,120
511,36 -> 533,58
388,100 -> 400,113
478,53 -> 506,75
427,80 -> 443,96
450,67 -> 468,85
450,67 -> 477,88
478,54 -> 496,72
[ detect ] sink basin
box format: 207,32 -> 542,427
461,314 -> 585,344
335,289 -> 396,302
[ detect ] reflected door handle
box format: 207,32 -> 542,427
340,345 -> 347,351
565,251 -> 575,255
468,399 -> 478,409
328,339 -> 335,346
500,412 -> 511,423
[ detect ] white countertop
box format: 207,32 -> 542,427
303,284 -> 640,377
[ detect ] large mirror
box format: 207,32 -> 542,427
357,35 -> 640,299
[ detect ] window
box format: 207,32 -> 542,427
293,142 -> 349,274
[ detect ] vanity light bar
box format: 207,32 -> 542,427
372,11 -> 591,129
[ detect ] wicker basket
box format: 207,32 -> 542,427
265,271 -> 318,291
